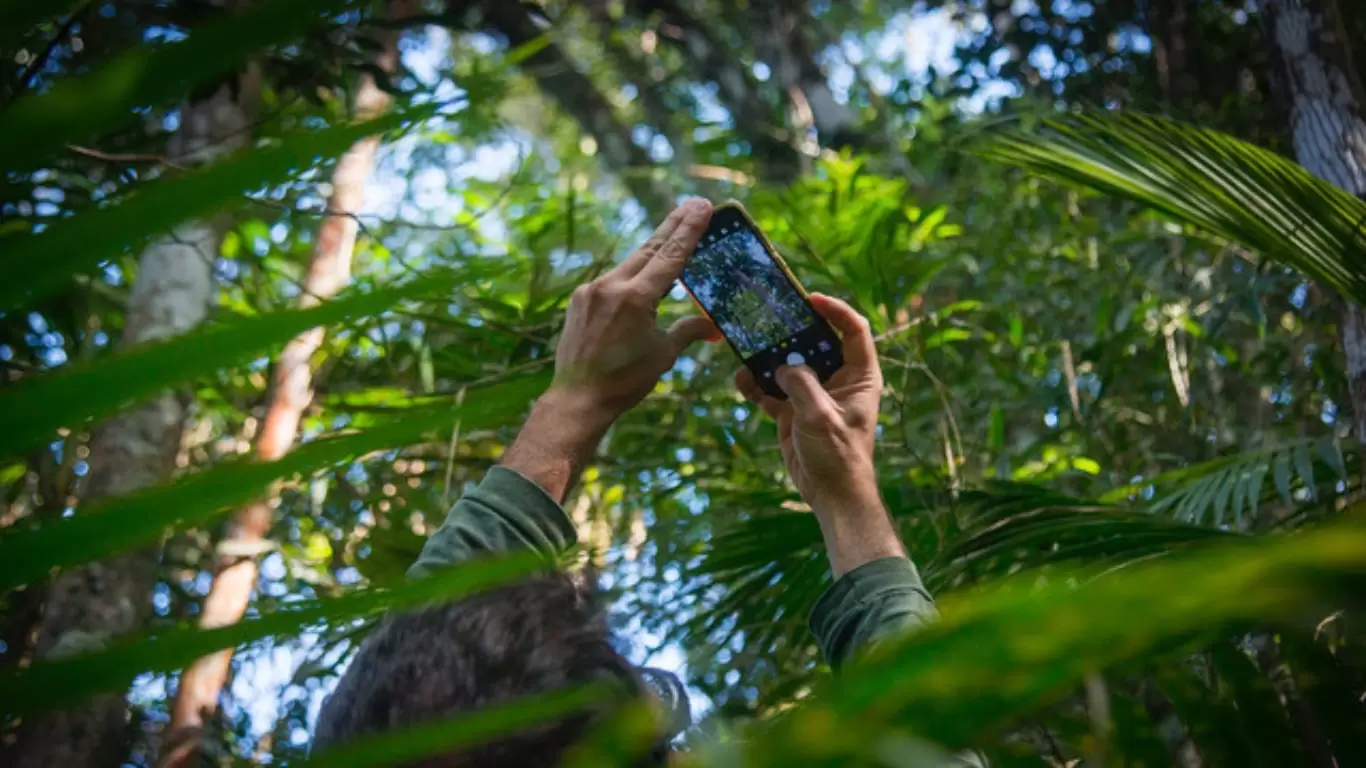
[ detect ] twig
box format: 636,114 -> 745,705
66,144 -> 191,172
687,164 -> 752,186
440,386 -> 467,507
1061,339 -> 1083,424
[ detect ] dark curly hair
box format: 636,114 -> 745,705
312,570 -> 669,767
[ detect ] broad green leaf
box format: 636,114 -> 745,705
0,0 -> 349,171
980,112 -> 1366,306
0,551 -> 545,714
0,277 -> 457,459
2,110 -> 423,311
741,516 -> 1366,763
0,372 -> 549,592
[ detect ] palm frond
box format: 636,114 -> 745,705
979,111 -> 1366,306
732,515 -> 1366,764
1101,437 -> 1351,528
928,483 -> 1237,592
682,482 -> 1238,696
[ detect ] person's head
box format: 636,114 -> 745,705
312,570 -> 678,766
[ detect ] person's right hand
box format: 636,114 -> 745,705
735,293 -> 884,512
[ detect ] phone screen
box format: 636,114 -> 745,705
681,207 -> 843,397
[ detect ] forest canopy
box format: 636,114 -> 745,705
2,0 -> 1366,766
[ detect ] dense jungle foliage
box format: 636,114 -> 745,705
2,0 -> 1366,766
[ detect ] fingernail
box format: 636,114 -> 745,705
683,197 -> 711,212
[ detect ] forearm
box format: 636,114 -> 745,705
500,388 -> 612,503
808,467 -> 906,578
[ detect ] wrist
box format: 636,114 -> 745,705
500,389 -> 614,503
804,467 -> 905,578
539,385 -> 619,437
804,463 -> 883,519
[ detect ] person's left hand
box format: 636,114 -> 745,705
548,197 -> 720,429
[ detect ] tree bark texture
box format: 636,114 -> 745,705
161,7 -> 411,766
9,80 -> 253,768
1262,0 -> 1366,452
1259,3 -> 1364,764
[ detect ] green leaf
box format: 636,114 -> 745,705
0,277 -> 456,459
0,0 -> 350,172
0,372 -> 549,592
3,110 -> 423,312
0,551 -> 546,714
746,517 -> 1366,762
980,112 -> 1366,306
1316,437 -> 1347,482
1231,465 -> 1251,527
988,406 -> 1005,452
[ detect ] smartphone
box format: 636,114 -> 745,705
679,201 -> 843,399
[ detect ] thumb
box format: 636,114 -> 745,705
665,315 -> 721,355
775,365 -> 838,420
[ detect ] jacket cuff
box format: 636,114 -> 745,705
479,465 -> 578,548
809,557 -> 931,663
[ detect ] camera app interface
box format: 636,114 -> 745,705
682,225 -> 817,357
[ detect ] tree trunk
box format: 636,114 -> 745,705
9,78 -> 255,768
160,8 -> 410,766
1258,3 -> 1364,764
584,7 -> 699,185
643,0 -> 803,184
1262,0 -> 1366,455
481,0 -> 676,220
755,0 -> 856,151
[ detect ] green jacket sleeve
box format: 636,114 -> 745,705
407,465 -> 577,580
809,556 -> 939,670
810,557 -> 987,767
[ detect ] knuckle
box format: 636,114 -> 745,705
799,402 -> 841,428
602,282 -> 635,303
570,284 -> 596,305
657,240 -> 687,262
846,409 -> 875,430
621,284 -> 657,307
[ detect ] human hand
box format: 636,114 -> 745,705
548,197 -> 720,431
736,294 -> 901,575
736,293 -> 883,508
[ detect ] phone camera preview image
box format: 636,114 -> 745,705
682,221 -> 843,399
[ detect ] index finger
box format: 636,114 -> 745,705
611,200 -> 697,281
630,198 -> 712,294
809,293 -> 878,371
